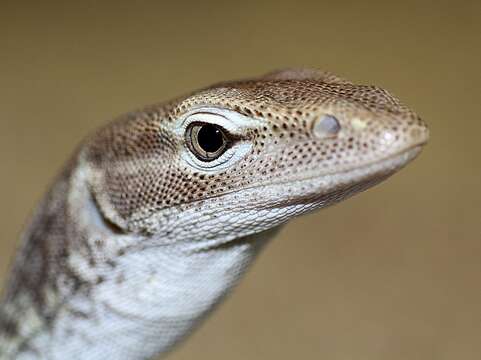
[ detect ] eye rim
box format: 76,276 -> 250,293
185,122 -> 232,162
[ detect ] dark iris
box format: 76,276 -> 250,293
197,124 -> 224,153
186,122 -> 230,161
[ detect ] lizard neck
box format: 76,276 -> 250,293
0,160 -> 279,359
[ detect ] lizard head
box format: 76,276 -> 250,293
85,68 -> 429,246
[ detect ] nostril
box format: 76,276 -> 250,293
313,114 -> 341,138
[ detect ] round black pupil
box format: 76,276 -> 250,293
197,124 -> 224,153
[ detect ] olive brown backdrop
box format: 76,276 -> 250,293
0,1 -> 479,359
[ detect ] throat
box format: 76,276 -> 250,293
1,228 -> 277,360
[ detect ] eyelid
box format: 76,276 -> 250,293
181,144 -> 239,170
187,121 -> 241,143
182,113 -> 240,135
175,106 -> 261,137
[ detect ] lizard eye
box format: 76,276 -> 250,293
186,122 -> 230,161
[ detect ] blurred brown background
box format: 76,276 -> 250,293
0,1 -> 479,359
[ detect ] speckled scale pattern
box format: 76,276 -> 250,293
85,69 -> 426,231
1,68 -> 429,359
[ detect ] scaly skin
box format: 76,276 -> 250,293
0,68 -> 429,359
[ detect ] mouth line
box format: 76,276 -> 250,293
272,143 -> 425,187
236,144 -> 425,211
181,143 -> 424,208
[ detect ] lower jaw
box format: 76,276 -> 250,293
275,144 -> 424,190
263,145 -> 424,209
